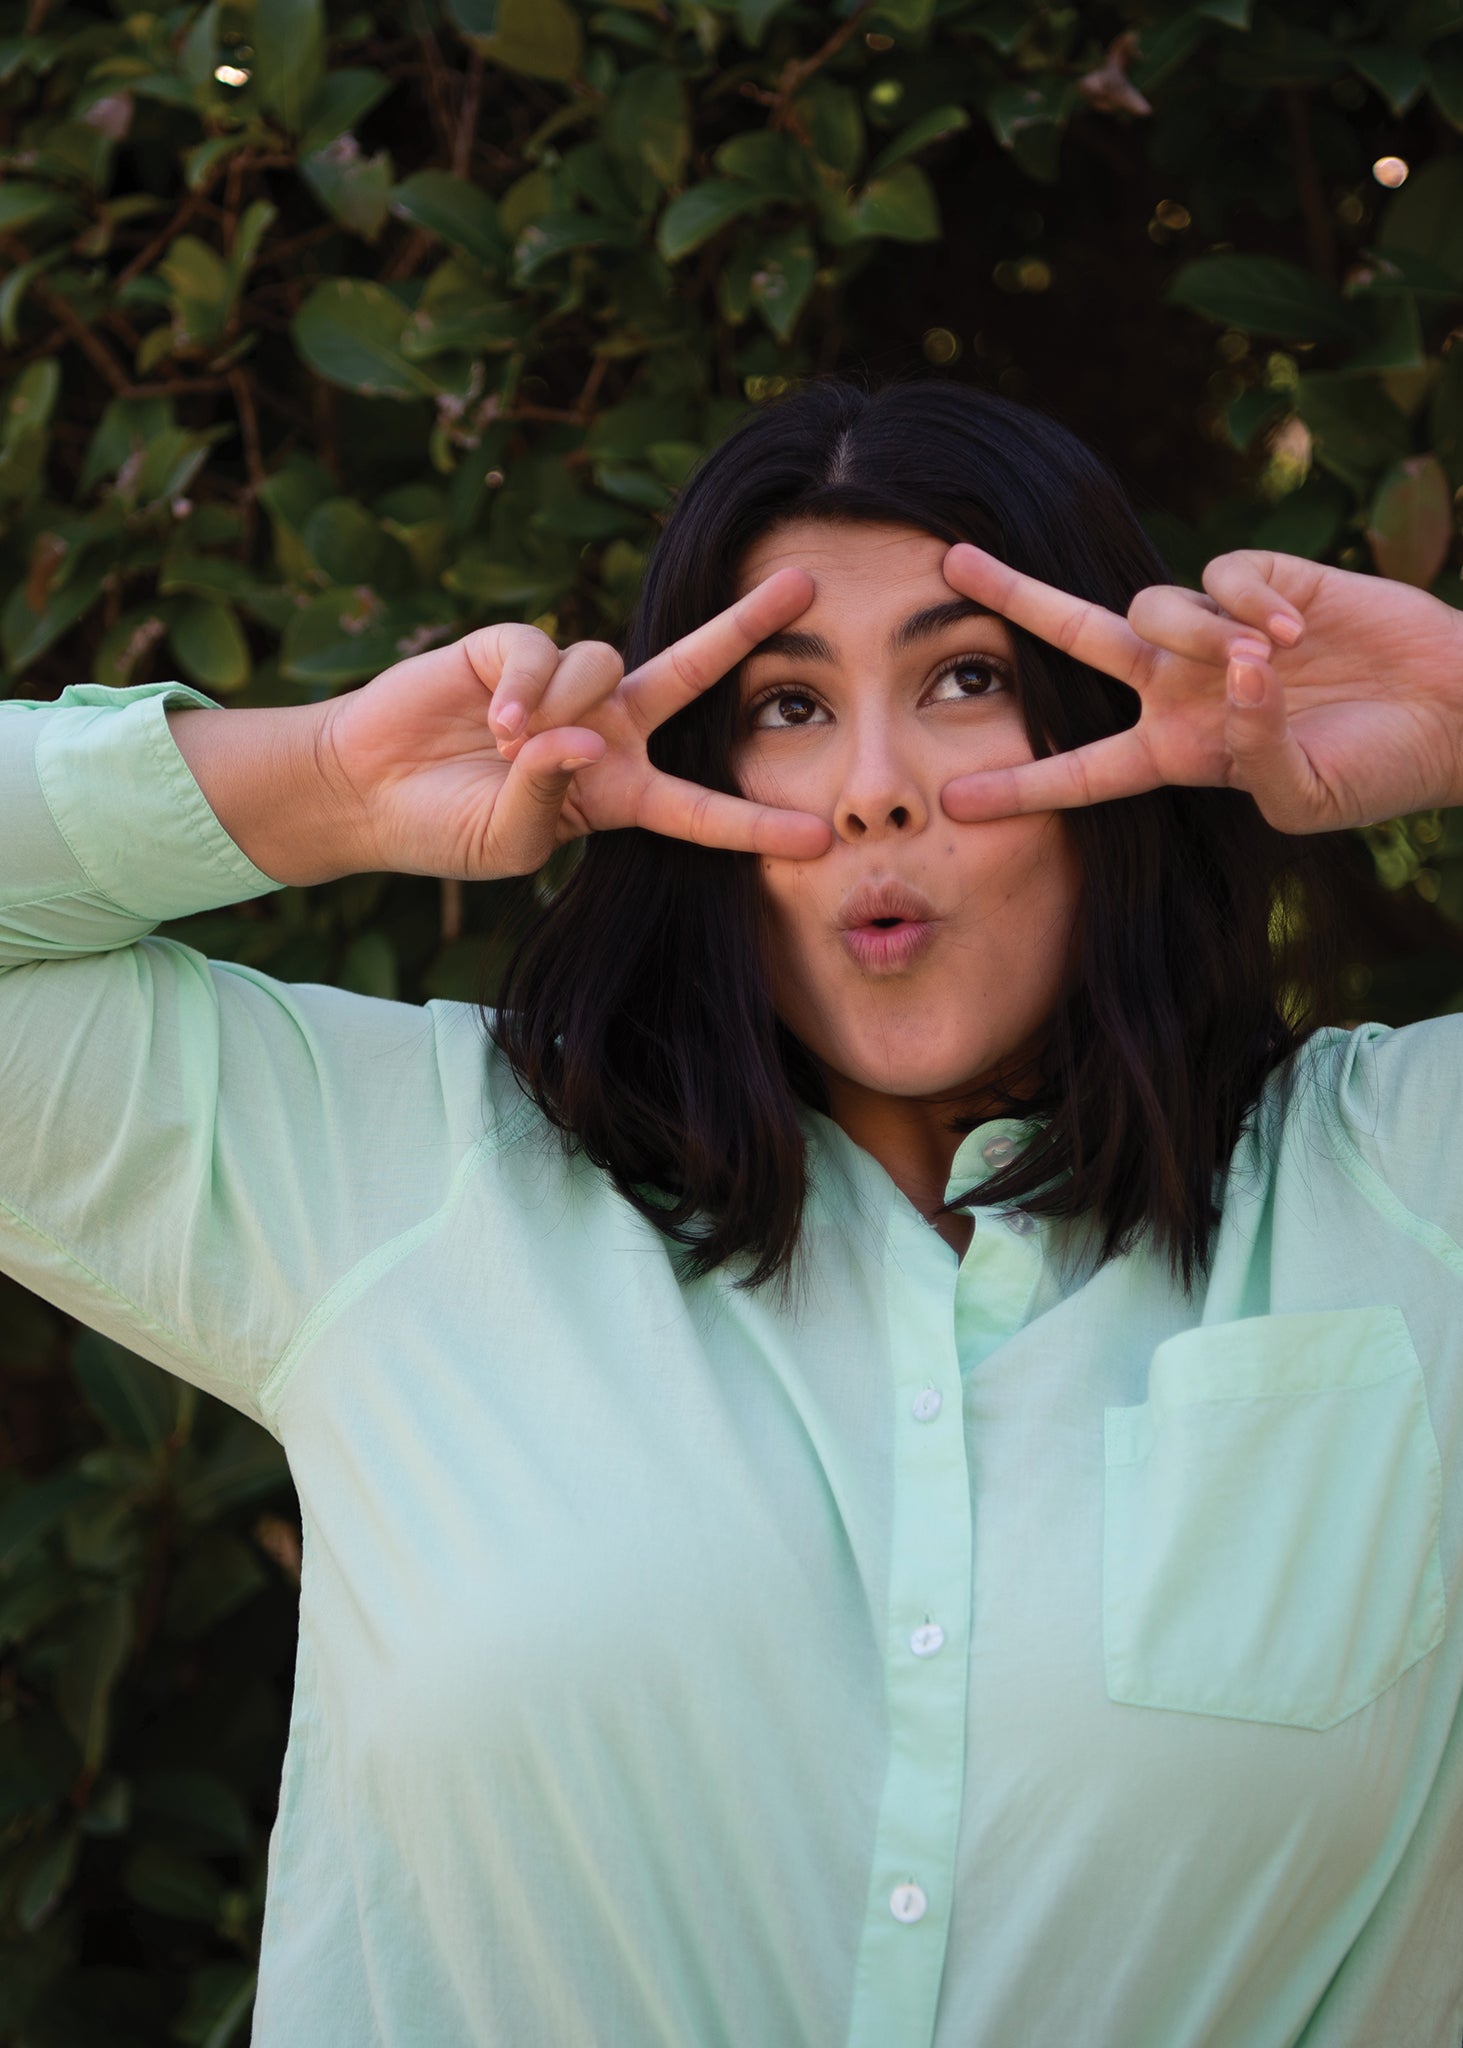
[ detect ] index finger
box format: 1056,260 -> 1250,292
941,729 -> 1161,821
623,567 -> 815,730
943,543 -> 1150,688
636,768 -> 832,859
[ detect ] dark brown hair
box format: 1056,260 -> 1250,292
488,377 -> 1341,1290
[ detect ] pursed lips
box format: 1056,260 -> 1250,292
836,880 -> 940,975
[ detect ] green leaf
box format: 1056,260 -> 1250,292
301,497 -> 387,583
1225,386 -> 1287,451
713,131 -> 812,200
340,931 -> 399,999
279,588 -> 459,685
1295,373 -> 1413,493
472,0 -> 583,81
302,138 -> 395,243
1430,343 -> 1463,485
870,104 -> 970,176
513,211 -> 641,282
442,548 -> 570,610
657,179 -> 765,260
0,181 -> 76,233
175,1963 -> 257,2048
1428,48 -> 1463,127
1349,44 -> 1426,115
3,358 -> 60,444
844,163 -> 941,243
252,0 -> 326,133
1,561 -> 108,675
391,171 -> 507,268
737,0 -> 793,43
604,64 -> 689,189
869,0 -> 936,29
1368,453 -> 1454,585
300,68 -> 394,153
56,1590 -> 132,1770
293,280 -> 442,399
795,78 -> 864,175
133,425 -> 227,508
1341,292 -> 1426,375
0,245 -> 66,347
748,226 -> 817,341
16,1824 -> 81,1933
1166,255 -> 1359,343
169,597 -> 250,693
70,1331 -> 179,1451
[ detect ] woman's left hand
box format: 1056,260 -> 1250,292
938,542 -> 1463,834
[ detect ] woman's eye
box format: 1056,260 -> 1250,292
927,657 -> 1008,703
749,689 -> 830,730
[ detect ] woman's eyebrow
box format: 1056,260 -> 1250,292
890,597 -> 994,650
745,597 -> 994,667
744,626 -> 834,663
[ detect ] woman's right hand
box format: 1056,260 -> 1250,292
320,567 -> 833,880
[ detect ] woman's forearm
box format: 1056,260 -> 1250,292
165,701 -> 372,888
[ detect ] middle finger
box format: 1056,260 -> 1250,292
1128,583 -> 1273,670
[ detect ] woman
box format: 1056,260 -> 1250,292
2,378 -> 1461,2047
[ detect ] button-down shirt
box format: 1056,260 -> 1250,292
2,681 -> 1461,2047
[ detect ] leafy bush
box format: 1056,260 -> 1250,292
6,0 -> 1463,2038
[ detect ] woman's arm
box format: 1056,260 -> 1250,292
163,698 -> 371,887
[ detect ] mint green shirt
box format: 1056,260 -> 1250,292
2,682 -> 1461,2048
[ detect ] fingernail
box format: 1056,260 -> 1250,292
1229,661 -> 1265,707
560,754 -> 598,772
1229,638 -> 1271,666
495,702 -> 526,737
1268,612 -> 1303,646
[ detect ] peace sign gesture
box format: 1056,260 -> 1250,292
321,567 -> 832,881
938,542 -> 1463,835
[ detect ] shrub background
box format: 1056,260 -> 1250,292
6,0 -> 1463,2039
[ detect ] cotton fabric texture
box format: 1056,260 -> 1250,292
2,682 -> 1462,2048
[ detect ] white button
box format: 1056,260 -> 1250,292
1002,1209 -> 1037,1237
981,1134 -> 1015,1166
890,1882 -> 928,1924
911,1388 -> 943,1422
910,1622 -> 946,1658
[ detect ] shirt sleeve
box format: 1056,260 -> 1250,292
1323,1015 -> 1463,1261
0,681 -> 477,1436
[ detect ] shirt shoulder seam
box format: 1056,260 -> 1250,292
1312,1043 -> 1463,1286
0,1184 -> 270,1425
256,1095 -> 539,1419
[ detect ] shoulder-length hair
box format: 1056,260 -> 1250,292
488,377 -> 1341,1291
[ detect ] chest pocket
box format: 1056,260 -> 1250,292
1102,1307 -> 1446,1731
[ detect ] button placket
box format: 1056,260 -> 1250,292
846,1211 -> 972,2048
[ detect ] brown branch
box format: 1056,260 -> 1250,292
771,1 -> 873,127
228,366 -> 265,556
453,50 -> 486,178
32,279 -> 131,392
1285,88 -> 1336,286
114,190 -> 203,291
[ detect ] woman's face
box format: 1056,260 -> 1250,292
731,519 -> 1081,1108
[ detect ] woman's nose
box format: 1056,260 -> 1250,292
832,732 -> 929,843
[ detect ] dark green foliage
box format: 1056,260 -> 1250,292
5,0 -> 1463,2036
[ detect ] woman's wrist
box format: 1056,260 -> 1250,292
165,699 -> 377,887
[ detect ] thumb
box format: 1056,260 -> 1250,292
485,727 -> 606,874
1223,653 -> 1321,831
